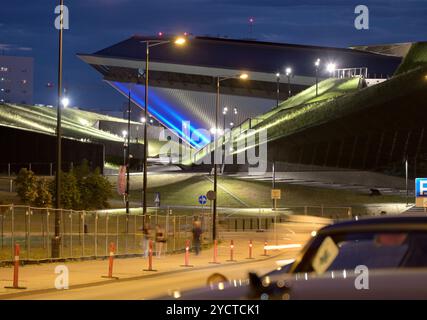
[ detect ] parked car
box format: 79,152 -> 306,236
161,214 -> 427,300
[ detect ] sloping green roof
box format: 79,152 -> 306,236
394,42 -> 427,75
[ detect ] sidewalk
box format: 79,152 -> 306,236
0,237 -> 285,296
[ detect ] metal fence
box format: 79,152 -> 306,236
0,204 -> 351,263
0,205 -> 217,263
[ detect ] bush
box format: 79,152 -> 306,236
16,168 -> 39,205
78,167 -> 113,210
16,169 -> 53,207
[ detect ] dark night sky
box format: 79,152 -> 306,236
0,0 -> 426,111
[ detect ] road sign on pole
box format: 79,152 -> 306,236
154,192 -> 161,207
198,195 -> 207,205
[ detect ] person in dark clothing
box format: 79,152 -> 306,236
192,220 -> 202,255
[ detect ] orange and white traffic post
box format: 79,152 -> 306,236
247,240 -> 254,259
262,240 -> 269,256
226,240 -> 236,262
102,242 -> 119,279
181,240 -> 193,267
209,239 -> 220,264
143,239 -> 157,272
4,243 -> 26,289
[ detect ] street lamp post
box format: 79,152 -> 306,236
285,67 -> 292,98
212,73 -> 248,241
315,59 -> 320,97
140,36 -> 186,228
275,73 -> 280,107
53,0 -> 65,258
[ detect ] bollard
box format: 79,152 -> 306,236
226,240 -> 236,262
143,240 -> 157,272
181,240 -> 193,267
262,240 -> 269,256
209,239 -> 220,264
246,240 -> 254,259
102,242 -> 119,279
5,244 -> 26,289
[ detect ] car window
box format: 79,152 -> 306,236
293,231 -> 427,274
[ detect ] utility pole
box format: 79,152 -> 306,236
53,0 -> 64,258
125,90 -> 131,233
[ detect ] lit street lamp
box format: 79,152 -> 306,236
275,72 -> 280,107
212,73 -> 248,240
285,67 -> 292,97
315,58 -> 320,97
140,35 -> 186,227
327,62 -> 336,77
53,0 -> 65,258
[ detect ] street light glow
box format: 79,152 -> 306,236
239,73 -> 249,80
233,107 -> 238,115
174,37 -> 186,45
141,117 -> 146,123
122,130 -> 128,137
276,72 -> 280,78
285,67 -> 292,76
326,62 -> 336,73
315,58 -> 321,67
61,97 -> 70,108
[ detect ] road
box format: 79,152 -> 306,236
0,218 -> 325,300
8,249 -> 299,300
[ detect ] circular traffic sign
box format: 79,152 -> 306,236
198,195 -> 207,205
206,190 -> 216,201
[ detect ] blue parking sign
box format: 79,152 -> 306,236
415,178 -> 427,197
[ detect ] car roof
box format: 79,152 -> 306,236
319,214 -> 427,234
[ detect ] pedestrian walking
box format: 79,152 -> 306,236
192,220 -> 202,255
155,224 -> 166,258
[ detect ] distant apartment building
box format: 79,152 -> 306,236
0,55 -> 34,105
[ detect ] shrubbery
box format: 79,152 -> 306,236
15,160 -> 113,210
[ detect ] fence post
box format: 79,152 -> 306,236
247,240 -> 254,259
81,212 -> 85,257
95,213 -> 98,257
7,163 -> 10,177
29,163 -> 31,172
70,212 -> 73,257
4,244 -> 26,289
173,215 -> 176,252
11,205 -> 14,261
49,163 -> 53,176
321,204 -> 324,217
304,206 -> 308,215
9,179 -> 13,193
226,239 -> 236,262
143,240 -> 157,272
181,239 -> 193,267
209,239 -> 220,264
27,209 -> 31,260
105,214 -> 109,257
59,209 -> 63,258
116,215 -> 119,254
101,242 -> 119,279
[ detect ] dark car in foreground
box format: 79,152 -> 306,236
161,214 -> 427,300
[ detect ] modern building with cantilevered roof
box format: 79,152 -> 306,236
78,35 -> 402,148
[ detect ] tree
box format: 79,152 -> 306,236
50,171 -> 80,210
34,178 -> 53,207
78,168 -> 113,210
15,168 -> 38,205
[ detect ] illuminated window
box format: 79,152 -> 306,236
0,67 -> 8,72
21,79 -> 27,85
